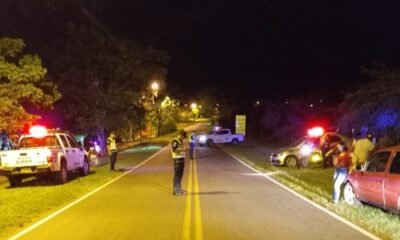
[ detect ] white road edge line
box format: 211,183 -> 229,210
9,146 -> 168,240
222,148 -> 381,240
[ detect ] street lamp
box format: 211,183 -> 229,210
190,103 -> 197,109
150,81 -> 160,97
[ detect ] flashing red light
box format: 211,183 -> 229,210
29,126 -> 48,138
308,127 -> 324,137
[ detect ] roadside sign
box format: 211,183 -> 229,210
235,115 -> 246,136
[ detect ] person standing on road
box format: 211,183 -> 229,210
189,130 -> 196,160
107,132 -> 118,171
321,137 -> 331,169
351,134 -> 375,169
328,142 -> 352,204
171,130 -> 188,195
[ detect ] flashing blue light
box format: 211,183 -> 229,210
376,111 -> 398,130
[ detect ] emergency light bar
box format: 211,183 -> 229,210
29,126 -> 48,138
308,127 -> 324,137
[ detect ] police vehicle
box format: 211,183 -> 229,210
0,126 -> 89,186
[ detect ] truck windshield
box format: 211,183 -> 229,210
18,136 -> 60,148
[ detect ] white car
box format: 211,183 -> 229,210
0,127 -> 89,186
197,128 -> 244,147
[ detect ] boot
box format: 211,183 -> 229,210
178,184 -> 187,195
173,185 -> 181,196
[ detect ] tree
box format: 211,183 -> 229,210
0,38 -> 60,132
338,65 -> 400,145
54,25 -> 168,148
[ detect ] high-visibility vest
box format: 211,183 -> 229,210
171,138 -> 185,158
190,132 -> 196,143
107,137 -> 117,152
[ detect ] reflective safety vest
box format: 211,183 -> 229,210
171,137 -> 185,158
190,132 -> 196,143
107,137 -> 117,152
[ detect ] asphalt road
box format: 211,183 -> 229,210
12,141 -> 373,240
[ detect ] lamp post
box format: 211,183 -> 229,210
191,102 -> 199,121
149,81 -> 161,136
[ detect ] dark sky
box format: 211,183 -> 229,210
4,0 -> 400,102
98,0 -> 400,102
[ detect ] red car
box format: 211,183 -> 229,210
344,146 -> 400,214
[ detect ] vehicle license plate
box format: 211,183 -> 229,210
21,168 -> 32,173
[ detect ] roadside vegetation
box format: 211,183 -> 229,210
0,128 -> 185,240
225,144 -> 400,240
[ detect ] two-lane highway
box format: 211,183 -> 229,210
11,141 -> 375,240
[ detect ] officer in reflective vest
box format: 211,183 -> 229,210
171,130 -> 188,195
107,132 -> 118,171
189,130 -> 196,159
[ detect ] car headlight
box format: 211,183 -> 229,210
310,153 -> 322,162
199,135 -> 206,143
300,144 -> 312,156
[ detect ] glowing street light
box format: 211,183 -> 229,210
151,81 -> 160,91
191,103 -> 197,109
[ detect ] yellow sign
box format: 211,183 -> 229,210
235,115 -> 246,136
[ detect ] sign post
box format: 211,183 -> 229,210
235,115 -> 246,136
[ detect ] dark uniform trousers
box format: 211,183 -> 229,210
173,158 -> 185,190
110,151 -> 117,171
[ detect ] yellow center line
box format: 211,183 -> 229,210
182,160 -> 193,240
182,158 -> 203,240
193,160 -> 203,240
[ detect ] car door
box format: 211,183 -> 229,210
214,130 -> 224,143
66,135 -> 82,169
384,152 -> 400,212
356,151 -> 391,206
58,134 -> 74,170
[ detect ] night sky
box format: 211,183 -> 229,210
98,0 -> 400,102
2,0 -> 400,103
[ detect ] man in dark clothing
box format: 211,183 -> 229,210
171,130 -> 188,196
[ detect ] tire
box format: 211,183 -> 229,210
284,155 -> 298,168
7,175 -> 21,187
55,161 -> 68,185
80,157 -> 90,176
232,138 -> 239,144
344,182 -> 361,205
206,139 -> 214,147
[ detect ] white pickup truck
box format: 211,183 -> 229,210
197,128 -> 244,147
0,128 -> 89,186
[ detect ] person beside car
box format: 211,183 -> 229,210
327,142 -> 352,204
351,134 -> 375,169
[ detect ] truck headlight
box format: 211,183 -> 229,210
199,135 -> 206,143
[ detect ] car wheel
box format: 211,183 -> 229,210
232,138 -> 239,144
206,139 -> 214,147
55,161 -> 68,185
80,157 -> 90,176
344,182 -> 361,205
284,155 -> 298,168
7,175 -> 21,187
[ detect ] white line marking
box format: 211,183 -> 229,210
222,148 -> 381,240
9,146 -> 168,240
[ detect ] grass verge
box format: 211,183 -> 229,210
224,144 -> 400,240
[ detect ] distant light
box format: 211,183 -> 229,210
191,103 -> 197,109
310,104 -> 314,108
319,99 -> 323,103
308,127 -> 324,137
285,101 -> 289,104
256,101 -> 260,105
29,126 -> 48,138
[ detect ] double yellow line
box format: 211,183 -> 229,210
182,159 -> 203,240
